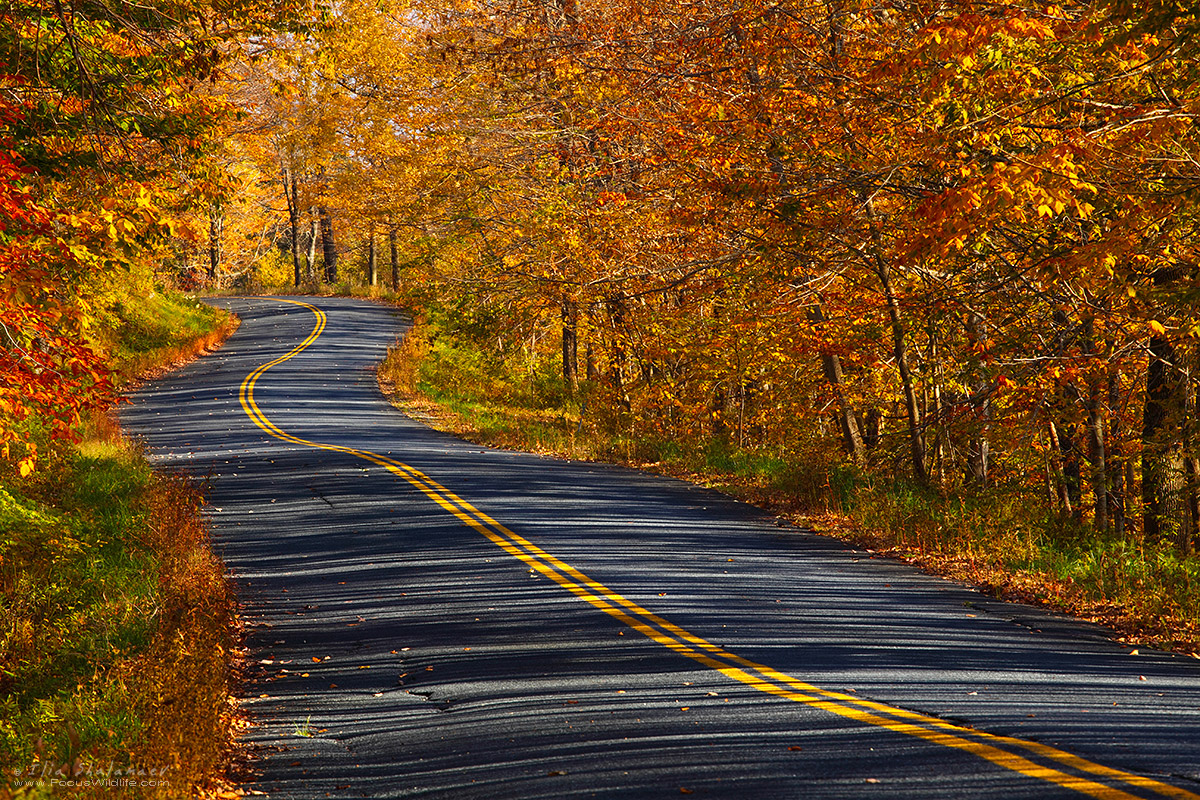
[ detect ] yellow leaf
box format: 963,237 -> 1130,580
18,457 -> 35,477
1149,320 -> 1167,336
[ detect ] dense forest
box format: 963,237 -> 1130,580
4,1 -> 1200,571
3,0 -> 1199,787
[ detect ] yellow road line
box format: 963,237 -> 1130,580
234,298 -> 1197,800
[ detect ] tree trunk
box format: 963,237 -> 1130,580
585,303 -> 600,381
873,260 -> 926,482
964,312 -> 991,487
607,295 -> 631,412
282,168 -> 301,288
1183,363 -> 1198,555
1088,388 -> 1108,531
1048,420 -> 1073,515
1084,319 -> 1108,532
390,225 -> 399,291
863,408 -> 882,451
319,206 -> 337,283
207,204 -> 222,286
1061,420 -> 1083,520
808,305 -> 864,463
561,297 -> 578,392
1142,328 -> 1186,544
865,208 -> 926,485
306,215 -> 319,283
1108,364 -> 1126,536
367,224 -> 378,287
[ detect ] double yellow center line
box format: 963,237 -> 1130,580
237,298 -> 1197,800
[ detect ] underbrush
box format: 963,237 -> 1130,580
379,313 -> 1200,655
2,291 -> 238,797
850,484 -> 1200,650
94,291 -> 236,385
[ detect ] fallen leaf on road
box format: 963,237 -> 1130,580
788,746 -> 803,751
311,657 -> 321,663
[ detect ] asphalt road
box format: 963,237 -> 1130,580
120,296 -> 1200,799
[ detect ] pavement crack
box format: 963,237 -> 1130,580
308,486 -> 335,508
403,689 -> 456,711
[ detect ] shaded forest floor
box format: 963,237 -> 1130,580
378,328 -> 1200,660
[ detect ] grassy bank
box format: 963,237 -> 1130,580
2,293 -> 240,798
379,314 -> 1200,657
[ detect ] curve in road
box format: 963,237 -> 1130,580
121,296 -> 1200,799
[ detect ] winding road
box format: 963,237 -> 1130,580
120,296 -> 1200,799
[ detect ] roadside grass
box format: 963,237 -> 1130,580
94,291 -> 237,386
378,316 -> 1200,656
1,292 -> 240,798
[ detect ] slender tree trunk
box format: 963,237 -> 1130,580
964,312 -> 991,487
319,206 -> 337,283
1183,363 -> 1198,555
607,295 -> 630,412
1142,328 -> 1185,544
282,168 -> 301,288
864,408 -> 882,451
1048,419 -> 1073,515
808,305 -> 864,463
1080,318 -> 1107,529
585,303 -> 600,382
865,199 -> 926,485
207,204 -> 222,286
306,215 -> 319,283
561,297 -> 578,392
1088,388 -> 1108,531
1061,421 -> 1083,520
1108,363 -> 1126,536
390,225 -> 399,291
367,224 -> 378,287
